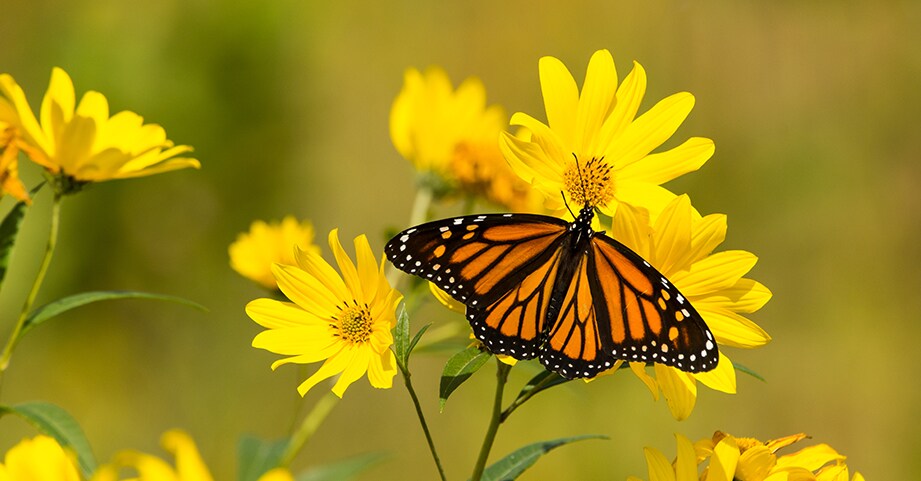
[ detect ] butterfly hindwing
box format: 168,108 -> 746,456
590,234 -> 718,372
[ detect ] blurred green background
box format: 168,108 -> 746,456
1,1 -> 918,479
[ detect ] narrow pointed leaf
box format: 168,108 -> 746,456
238,435 -> 289,481
407,323 -> 432,358
22,290 -> 207,335
297,452 -> 388,481
475,435 -> 607,481
393,307 -> 410,371
439,346 -> 492,411
0,401 -> 97,478
733,362 -> 766,382
0,200 -> 29,288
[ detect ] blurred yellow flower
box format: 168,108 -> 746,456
611,195 -> 771,420
0,67 -> 199,189
91,430 -> 292,481
628,432 -> 866,481
0,435 -> 81,481
229,216 -> 321,290
390,66 -> 539,210
0,121 -> 29,205
500,49 -> 713,219
247,229 -> 402,397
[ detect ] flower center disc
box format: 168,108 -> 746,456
563,157 -> 615,208
338,304 -> 373,343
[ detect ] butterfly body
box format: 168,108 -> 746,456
386,207 -> 718,379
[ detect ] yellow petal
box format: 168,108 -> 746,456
630,362 -> 660,400
614,181 -> 679,222
429,282 -> 465,313
367,349 -> 397,388
815,464 -> 849,481
538,55 -> 579,148
689,213 -> 728,263
252,327 -> 337,357
670,250 -> 759,296
272,263 -> 341,316
603,91 -> 694,171
674,433 -> 699,481
654,364 -> 697,420
0,74 -> 52,158
353,234 -> 381,303
500,129 -> 564,188
160,430 -> 215,481
294,244 -> 351,303
693,352 -> 736,394
652,195 -> 693,274
332,345 -> 372,397
707,437 -> 740,481
575,49 -> 618,155
698,308 -> 771,349
610,202 -> 653,260
41,67 -> 76,154
257,468 -> 295,481
329,229 -> 363,300
245,298 -> 328,329
775,445 -> 845,472
643,446 -> 677,481
296,350 -> 353,397
597,60 -> 646,148
696,278 -> 772,314
618,137 -> 714,185
510,111 -> 569,166
389,68 -> 422,160
737,446 -> 776,481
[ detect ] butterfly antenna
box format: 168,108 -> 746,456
561,190 -> 576,219
572,153 -> 590,209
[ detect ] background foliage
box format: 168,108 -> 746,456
1,1 -> 918,479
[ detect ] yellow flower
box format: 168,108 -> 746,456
390,66 -> 539,210
0,435 -> 81,481
629,432 -> 866,481
247,229 -> 402,397
612,195 -> 771,420
0,68 -> 199,188
0,98 -> 30,204
229,216 -> 321,290
500,49 -> 713,219
91,430 -> 292,481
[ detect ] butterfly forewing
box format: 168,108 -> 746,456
384,214 -> 569,307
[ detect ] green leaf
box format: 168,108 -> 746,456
297,452 -> 388,481
393,307 -> 411,371
501,370 -> 571,422
0,199 -> 29,289
475,435 -> 607,481
439,346 -> 492,411
734,362 -> 766,382
407,323 -> 431,359
238,435 -> 289,481
0,401 -> 97,478
22,290 -> 207,335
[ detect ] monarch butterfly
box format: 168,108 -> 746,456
385,204 -> 718,379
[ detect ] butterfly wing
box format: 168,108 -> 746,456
386,214 -> 572,359
587,233 -> 719,372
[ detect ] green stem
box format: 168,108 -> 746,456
386,186 -> 434,287
0,191 -> 62,382
401,366 -> 448,481
280,391 -> 339,467
471,360 -> 512,481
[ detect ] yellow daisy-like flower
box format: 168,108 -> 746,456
612,195 -> 771,420
246,229 -> 402,397
0,99 -> 30,204
500,49 -> 713,219
390,66 -> 538,210
229,216 -> 321,290
0,68 -> 199,188
91,430 -> 293,481
0,435 -> 81,481
628,432 -> 866,481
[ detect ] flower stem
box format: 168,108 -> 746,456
401,366 -> 448,481
471,359 -> 512,481
280,391 -> 339,467
386,186 -> 434,287
0,191 -> 62,384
